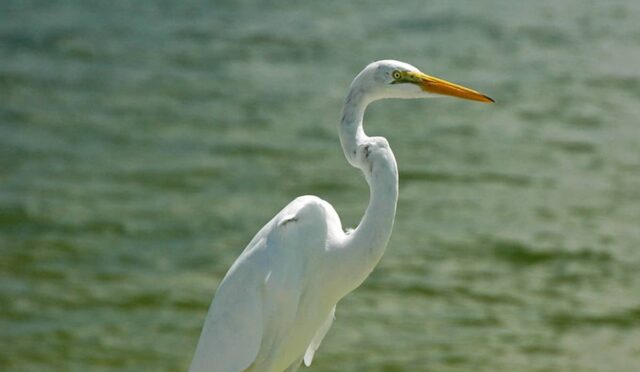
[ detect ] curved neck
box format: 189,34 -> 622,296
339,88 -> 369,167
333,87 -> 399,295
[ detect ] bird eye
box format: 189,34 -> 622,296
392,71 -> 402,80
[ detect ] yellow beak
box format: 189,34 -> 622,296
406,71 -> 494,103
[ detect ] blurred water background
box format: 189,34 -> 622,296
2,0 -> 640,371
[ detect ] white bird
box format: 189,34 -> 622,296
189,60 -> 493,372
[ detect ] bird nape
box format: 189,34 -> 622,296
189,60 -> 493,372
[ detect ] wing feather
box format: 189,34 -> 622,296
189,237 -> 267,372
190,196 -> 337,372
304,306 -> 336,366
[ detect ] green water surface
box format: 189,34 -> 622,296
2,1 -> 640,371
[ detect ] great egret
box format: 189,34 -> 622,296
190,60 -> 493,372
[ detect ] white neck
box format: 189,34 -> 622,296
339,88 -> 369,167
332,85 -> 399,296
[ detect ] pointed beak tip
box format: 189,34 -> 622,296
483,95 -> 495,103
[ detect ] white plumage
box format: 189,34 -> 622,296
190,60 -> 492,372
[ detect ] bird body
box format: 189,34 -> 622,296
190,60 -> 492,372
190,196 -> 345,372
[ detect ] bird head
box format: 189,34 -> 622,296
353,60 -> 493,103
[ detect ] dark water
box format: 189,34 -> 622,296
2,1 -> 640,371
